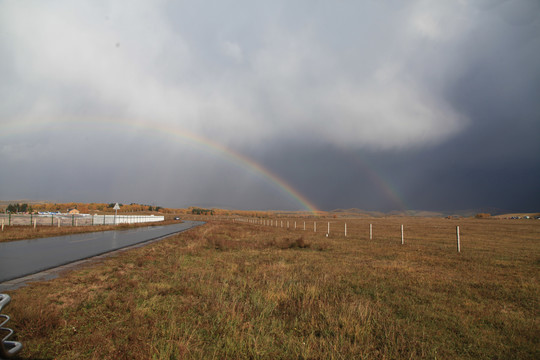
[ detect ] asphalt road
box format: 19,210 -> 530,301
0,221 -> 204,283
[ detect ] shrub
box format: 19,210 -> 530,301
475,213 -> 491,218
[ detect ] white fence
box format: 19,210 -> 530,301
0,214 -> 165,227
91,215 -> 165,225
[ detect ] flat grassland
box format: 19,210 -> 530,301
4,217 -> 539,359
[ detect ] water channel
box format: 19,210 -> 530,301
0,221 -> 204,283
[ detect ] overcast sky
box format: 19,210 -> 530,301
1,0 -> 539,213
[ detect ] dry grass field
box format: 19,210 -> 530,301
2,217 -> 539,359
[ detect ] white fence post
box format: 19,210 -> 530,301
314,222 -> 316,232
401,224 -> 404,245
456,226 -> 461,253
370,224 -> 372,240
327,222 -> 330,235
345,223 -> 347,237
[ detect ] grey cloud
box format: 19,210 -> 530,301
1,1 -> 480,149
1,0 -> 539,212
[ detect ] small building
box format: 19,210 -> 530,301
68,209 -> 80,215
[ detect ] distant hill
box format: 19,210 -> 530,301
329,208 -> 531,218
329,208 -> 386,217
387,210 -> 445,217
0,200 -> 51,205
2,200 -> 534,218
445,208 -> 510,217
330,208 -> 446,217
0,199 -> 51,209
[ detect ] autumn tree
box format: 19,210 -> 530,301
6,203 -> 31,213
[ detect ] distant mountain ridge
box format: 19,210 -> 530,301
1,200 -> 530,217
330,207 -> 517,217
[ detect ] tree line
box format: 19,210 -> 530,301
3,203 -> 33,213
191,208 -> 215,215
1,202 -> 169,214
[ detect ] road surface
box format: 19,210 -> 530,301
0,221 -> 204,283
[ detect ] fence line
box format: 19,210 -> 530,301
0,214 -> 164,227
233,217 -> 468,253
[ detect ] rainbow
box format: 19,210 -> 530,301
2,117 -> 321,214
346,153 -> 409,211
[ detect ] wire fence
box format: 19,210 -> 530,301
0,214 -> 165,227
232,216 -> 540,256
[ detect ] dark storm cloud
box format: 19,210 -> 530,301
0,1 -> 539,212
249,0 -> 540,212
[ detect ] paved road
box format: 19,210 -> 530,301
0,221 -> 204,283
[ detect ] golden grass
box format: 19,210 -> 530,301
3,217 -> 540,359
